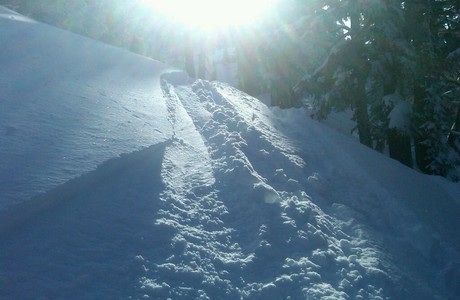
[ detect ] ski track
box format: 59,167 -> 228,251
140,78 -> 243,299
136,78 -> 449,300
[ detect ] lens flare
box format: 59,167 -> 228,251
139,0 -> 275,31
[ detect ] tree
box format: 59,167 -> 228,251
295,0 -> 399,148
235,29 -> 264,97
405,0 -> 460,178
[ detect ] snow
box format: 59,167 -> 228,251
387,94 -> 411,133
1,6 -> 460,300
0,6 -> 172,210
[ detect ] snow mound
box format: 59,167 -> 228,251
1,6 -> 460,300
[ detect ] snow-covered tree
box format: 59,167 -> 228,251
295,0 -> 408,149
294,0 -> 460,175
405,0 -> 460,178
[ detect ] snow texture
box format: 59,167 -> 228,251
0,6 -> 172,210
386,94 -> 411,133
1,6 -> 460,300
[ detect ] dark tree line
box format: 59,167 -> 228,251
279,0 -> 460,179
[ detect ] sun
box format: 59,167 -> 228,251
138,0 -> 275,31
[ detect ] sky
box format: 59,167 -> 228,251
1,5 -> 460,300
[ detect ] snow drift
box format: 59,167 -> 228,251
1,6 -> 460,300
0,6 -> 172,211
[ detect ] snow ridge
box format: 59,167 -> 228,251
138,77 -> 243,298
139,78 -> 444,299
180,80 -> 393,299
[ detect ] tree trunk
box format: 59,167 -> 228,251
413,84 -> 432,173
384,81 -> 414,167
270,77 -> 298,108
355,76 -> 373,148
185,50 -> 195,78
184,34 -> 195,78
197,43 -> 206,79
388,128 -> 413,167
448,101 -> 460,148
349,2 -> 372,148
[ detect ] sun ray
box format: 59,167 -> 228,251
138,0 -> 275,31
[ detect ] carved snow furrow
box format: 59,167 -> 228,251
168,80 -> 402,300
138,79 -> 248,299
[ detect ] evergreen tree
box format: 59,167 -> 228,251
366,0 -> 415,166
405,0 -> 460,178
295,0 -> 399,148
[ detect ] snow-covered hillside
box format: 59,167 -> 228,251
1,6 -> 460,300
0,7 -> 174,212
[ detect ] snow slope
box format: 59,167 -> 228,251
0,6 -> 172,211
1,6 -> 460,300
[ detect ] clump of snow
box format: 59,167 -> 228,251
388,99 -> 412,133
1,6 -> 460,300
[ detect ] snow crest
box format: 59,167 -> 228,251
128,78 -> 450,299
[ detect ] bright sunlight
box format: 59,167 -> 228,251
138,0 -> 275,31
